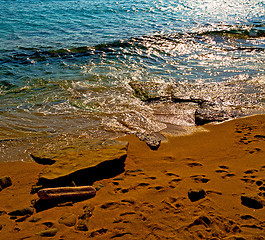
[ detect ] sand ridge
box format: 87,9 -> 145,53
0,114 -> 265,239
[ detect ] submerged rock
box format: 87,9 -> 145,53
0,176 -> 12,191
195,108 -> 238,125
136,133 -> 161,150
31,139 -> 128,187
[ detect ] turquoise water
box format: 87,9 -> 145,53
0,0 -> 265,140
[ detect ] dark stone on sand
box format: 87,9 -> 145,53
195,108 -> 238,125
0,176 -> 12,191
241,194 -> 264,209
188,189 -> 206,202
136,133 -> 161,150
8,207 -> 34,216
35,228 -> 58,237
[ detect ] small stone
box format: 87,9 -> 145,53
241,194 -> 264,209
0,176 -> 12,190
58,213 -> 76,227
35,228 -> 58,237
8,207 -> 34,216
188,189 -> 206,202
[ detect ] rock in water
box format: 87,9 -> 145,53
241,194 -> 264,209
188,189 -> 206,202
136,133 -> 161,150
195,108 -> 238,125
31,139 -> 128,187
0,176 -> 12,191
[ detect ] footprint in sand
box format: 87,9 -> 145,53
162,170 -> 182,188
245,148 -> 262,154
190,174 -> 210,183
168,179 -> 182,189
148,186 -> 165,191
187,162 -> 203,168
101,201 -> 121,210
116,182 -> 150,194
215,166 -> 235,179
240,168 -> 265,197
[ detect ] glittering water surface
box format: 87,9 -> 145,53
0,0 -> 265,142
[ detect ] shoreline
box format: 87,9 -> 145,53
0,114 -> 265,239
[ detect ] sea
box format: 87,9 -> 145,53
0,0 -> 265,160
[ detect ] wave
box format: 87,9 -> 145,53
1,24 -> 264,66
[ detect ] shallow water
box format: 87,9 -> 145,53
0,0 -> 265,143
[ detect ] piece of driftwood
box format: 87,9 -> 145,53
37,186 -> 96,200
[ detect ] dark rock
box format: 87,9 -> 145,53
35,228 -> 58,237
188,189 -> 206,202
0,176 -> 12,191
8,207 -> 34,216
241,194 -> 264,209
195,108 -> 238,125
136,133 -> 161,150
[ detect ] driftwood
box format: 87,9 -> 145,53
37,186 -> 96,200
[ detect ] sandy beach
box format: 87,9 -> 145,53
0,114 -> 265,239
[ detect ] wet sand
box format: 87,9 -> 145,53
0,114 -> 265,239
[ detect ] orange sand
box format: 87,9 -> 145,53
0,114 -> 265,239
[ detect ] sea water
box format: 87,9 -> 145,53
0,0 -> 265,143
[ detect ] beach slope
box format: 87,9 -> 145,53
0,114 -> 265,239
